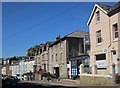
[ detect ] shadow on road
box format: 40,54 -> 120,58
1,82 -> 77,88
2,82 -> 120,88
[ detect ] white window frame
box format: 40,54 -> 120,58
96,11 -> 100,23
96,30 -> 102,44
113,23 -> 118,41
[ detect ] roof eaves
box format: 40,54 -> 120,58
49,37 -> 66,47
87,4 -> 108,26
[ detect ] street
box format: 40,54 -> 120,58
2,81 -> 120,88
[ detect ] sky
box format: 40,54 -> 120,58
2,2 -> 116,58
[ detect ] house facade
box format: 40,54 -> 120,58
2,58 -> 10,77
41,42 -> 52,72
49,30 -> 89,78
33,42 -> 53,80
88,2 -> 120,75
24,56 -> 34,80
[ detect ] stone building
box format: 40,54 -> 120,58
48,30 -> 89,78
33,42 -> 53,80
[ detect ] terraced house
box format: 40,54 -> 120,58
49,30 -> 89,79
88,2 -> 120,76
33,42 -> 53,80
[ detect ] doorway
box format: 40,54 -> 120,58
54,67 -> 59,77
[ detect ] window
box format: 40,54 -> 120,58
56,54 -> 57,62
96,54 -> 106,60
96,30 -> 102,44
96,54 -> 106,69
52,55 -> 53,62
96,11 -> 100,22
60,53 -> 62,61
113,23 -> 119,39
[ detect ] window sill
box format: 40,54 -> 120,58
96,43 -> 102,46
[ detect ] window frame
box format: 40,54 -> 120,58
96,30 -> 102,44
96,11 -> 100,23
112,23 -> 119,41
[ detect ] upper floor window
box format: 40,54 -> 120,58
96,30 -> 102,44
113,23 -> 119,40
96,11 -> 100,23
60,53 -> 62,61
52,55 -> 53,62
56,54 -> 57,62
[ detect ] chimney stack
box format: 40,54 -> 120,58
56,35 -> 60,41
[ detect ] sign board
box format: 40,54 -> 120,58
91,48 -> 108,55
96,60 -> 106,69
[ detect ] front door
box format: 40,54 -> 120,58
54,67 -> 59,77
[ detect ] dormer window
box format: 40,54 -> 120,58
96,11 -> 100,23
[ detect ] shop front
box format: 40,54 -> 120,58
69,55 -> 90,79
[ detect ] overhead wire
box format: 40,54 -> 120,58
4,3 -> 81,41
3,3 -> 81,52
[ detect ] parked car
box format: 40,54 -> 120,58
2,76 -> 20,87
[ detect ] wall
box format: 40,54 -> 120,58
80,74 -> 113,85
2,67 -> 7,75
89,7 -> 119,75
49,39 -> 67,78
67,38 -> 84,57
10,65 -> 19,76
118,12 -> 120,73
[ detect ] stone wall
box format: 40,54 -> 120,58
80,74 -> 113,85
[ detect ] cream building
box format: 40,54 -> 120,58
87,2 -> 120,75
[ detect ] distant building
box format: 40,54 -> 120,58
24,56 -> 34,81
33,42 -> 53,81
2,58 -> 10,76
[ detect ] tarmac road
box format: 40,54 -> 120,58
1,81 -> 120,88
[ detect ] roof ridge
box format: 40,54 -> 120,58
65,29 -> 87,37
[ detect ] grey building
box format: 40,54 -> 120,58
48,30 -> 89,79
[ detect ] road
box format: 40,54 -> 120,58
2,81 -> 120,88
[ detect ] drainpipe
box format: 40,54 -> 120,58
108,17 -> 112,64
48,46 -> 49,72
108,16 -> 115,84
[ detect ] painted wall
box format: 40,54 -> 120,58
89,7 -> 120,75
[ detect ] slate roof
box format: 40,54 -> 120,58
97,1 -> 120,16
65,30 -> 88,38
97,3 -> 111,13
87,1 -> 120,25
49,30 -> 88,47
